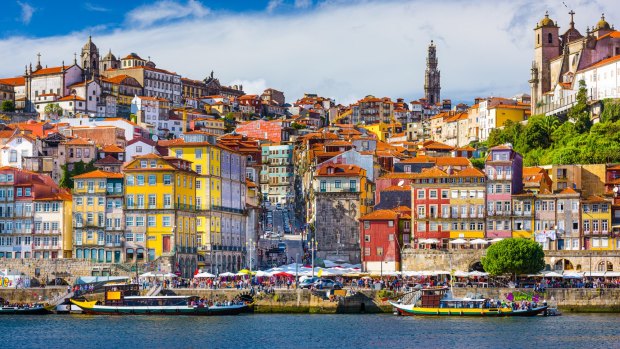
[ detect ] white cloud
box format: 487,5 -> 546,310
267,0 -> 283,13
126,0 -> 209,27
0,0 -> 616,104
228,79 -> 268,96
295,0 -> 312,9
84,2 -> 110,12
16,1 -> 35,25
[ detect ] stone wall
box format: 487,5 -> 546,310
314,192 -> 361,263
400,249 -> 620,272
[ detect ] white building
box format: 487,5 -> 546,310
1,134 -> 40,169
126,137 -> 159,162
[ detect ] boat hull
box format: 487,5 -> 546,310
70,299 -> 247,316
390,302 -> 547,317
0,306 -> 52,315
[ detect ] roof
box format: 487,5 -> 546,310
65,137 -> 92,146
95,155 -> 124,165
72,169 -> 123,179
383,185 -> 411,191
453,167 -> 485,177
558,187 -> 579,195
101,144 -> 124,153
58,95 -> 86,102
0,77 -> 25,86
315,163 -> 364,177
523,166 -> 545,176
32,66 -> 73,76
127,137 -> 156,146
582,195 -> 609,204
577,54 -> 620,73
359,209 -> 400,221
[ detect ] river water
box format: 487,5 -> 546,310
6,313 -> 619,349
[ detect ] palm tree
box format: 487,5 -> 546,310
540,115 -> 559,142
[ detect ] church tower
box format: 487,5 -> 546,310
529,11 -> 560,112
80,36 -> 100,80
424,40 -> 440,106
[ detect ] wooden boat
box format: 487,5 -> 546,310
70,283 -> 248,316
389,287 -> 547,317
0,304 -> 53,315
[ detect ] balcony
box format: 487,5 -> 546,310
460,213 -> 468,218
514,211 -> 522,216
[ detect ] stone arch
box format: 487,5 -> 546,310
597,260 -> 613,272
469,261 -> 484,272
554,259 -> 573,271
575,264 -> 582,271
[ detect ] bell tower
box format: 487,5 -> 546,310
530,11 -> 560,112
424,40 -> 441,106
80,36 -> 100,80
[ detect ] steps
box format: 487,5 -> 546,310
146,285 -> 162,297
401,290 -> 422,305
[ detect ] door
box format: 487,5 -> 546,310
163,236 -> 171,253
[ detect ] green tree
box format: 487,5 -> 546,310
1,100 -> 15,112
44,103 -> 63,119
470,158 -> 485,170
481,238 -> 545,279
600,98 -> 620,123
59,160 -> 97,189
224,113 -> 236,133
291,122 -> 306,130
567,79 -> 592,133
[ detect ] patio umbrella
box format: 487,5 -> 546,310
219,272 -> 236,277
237,269 -> 252,275
470,239 -> 489,245
562,272 -> 584,279
454,271 -> 469,277
194,272 -> 216,278
450,238 -> 467,244
543,272 -> 563,278
424,238 -> 440,244
490,238 -> 504,243
468,271 -> 488,277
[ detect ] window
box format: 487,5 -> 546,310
148,175 -> 156,185
163,216 -> 171,227
148,194 -> 156,208
163,175 -> 172,185
429,190 -> 437,199
137,175 -> 145,186
196,165 -> 202,174
136,217 -> 144,227
126,175 -> 134,186
125,233 -> 134,242
364,221 -> 370,230
364,234 -> 370,242
441,190 -> 448,199
334,180 -> 341,188
126,217 -> 134,227
147,216 -> 156,227
376,247 -> 383,256
195,149 -> 202,159
163,194 -> 171,208
388,220 -> 394,227
417,189 -> 425,199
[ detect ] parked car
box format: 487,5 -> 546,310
299,277 -> 320,289
313,279 -> 343,290
276,203 -> 282,209
278,242 -> 287,251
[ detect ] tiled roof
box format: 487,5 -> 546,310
95,155 -> 123,165
453,167 -> 485,177
0,77 -> 25,86
383,185 -> 411,191
65,137 -> 92,145
315,163 -> 364,177
32,66 -> 72,76
73,169 -> 123,179
101,144 -> 124,153
359,209 -> 399,221
558,187 -> 579,195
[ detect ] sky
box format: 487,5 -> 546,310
0,0 -> 616,105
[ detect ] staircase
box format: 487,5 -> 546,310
146,284 -> 162,297
400,290 -> 422,305
51,291 -> 74,306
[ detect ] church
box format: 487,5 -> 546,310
529,11 -> 620,118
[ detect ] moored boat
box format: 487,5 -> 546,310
389,287 -> 547,317
70,283 -> 248,316
0,298 -> 53,315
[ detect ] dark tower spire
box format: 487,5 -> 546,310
424,40 -> 441,106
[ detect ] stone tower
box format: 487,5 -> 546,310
80,36 -> 100,80
424,40 -> 440,106
529,11 -> 560,110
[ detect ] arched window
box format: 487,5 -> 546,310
597,261 -> 613,272
548,33 -> 553,44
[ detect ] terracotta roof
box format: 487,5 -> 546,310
101,144 -> 124,153
58,95 -> 85,102
582,195 -> 609,204
596,31 -> 620,40
73,169 -> 123,179
65,137 -> 92,145
455,145 -> 475,151
359,209 -> 399,221
127,137 -> 156,146
558,187 -> 579,195
453,167 -> 485,177
577,54 -> 620,73
523,166 -> 545,176
315,163 -> 364,177
95,155 -> 123,165
417,167 -> 449,178
0,77 -> 25,86
32,66 -> 72,76
383,185 -> 411,191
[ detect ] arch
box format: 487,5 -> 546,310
547,33 -> 553,44
469,261 -> 484,272
576,264 -> 582,271
554,259 -> 573,271
597,261 -> 613,272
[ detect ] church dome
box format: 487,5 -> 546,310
83,36 -> 98,51
538,12 -> 555,27
103,49 -> 116,61
595,14 -> 611,30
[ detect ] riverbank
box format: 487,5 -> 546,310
1,287 -> 619,313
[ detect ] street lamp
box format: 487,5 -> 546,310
311,237 -> 317,278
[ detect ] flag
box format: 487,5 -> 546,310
317,268 -> 323,277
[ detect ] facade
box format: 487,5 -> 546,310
359,209 -> 410,273
123,154 -> 198,277
582,195 -> 614,250
72,170 -> 124,263
485,145 -> 524,238
260,143 -> 294,205
313,164 -> 373,263
0,167 -> 72,259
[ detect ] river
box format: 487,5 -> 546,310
7,313 -> 619,348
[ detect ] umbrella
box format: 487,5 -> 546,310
255,270 -> 271,277
468,271 -> 488,277
562,272 -> 584,279
420,238 -> 440,244
139,272 -> 153,278
450,238 -> 467,244
237,269 -> 252,275
194,272 -> 216,278
454,271 -> 469,277
490,238 -> 504,243
470,239 -> 489,245
543,272 -> 563,278
219,272 -> 236,277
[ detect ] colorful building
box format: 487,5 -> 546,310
359,209 -> 410,273
72,170 -> 124,263
582,195 -> 614,250
123,154 -> 198,277
485,145 -> 523,238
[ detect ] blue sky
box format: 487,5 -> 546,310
0,0 -> 615,104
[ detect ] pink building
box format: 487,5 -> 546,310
485,145 -> 523,238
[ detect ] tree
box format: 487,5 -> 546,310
600,98 -> 620,123
481,238 -> 545,279
567,79 -> 592,133
44,103 -> 63,120
291,122 -> 306,130
470,158 -> 485,170
1,100 -> 15,112
59,160 -> 96,189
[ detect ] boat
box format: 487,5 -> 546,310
0,298 -> 53,315
389,287 -> 547,317
56,298 -> 83,314
70,283 -> 248,316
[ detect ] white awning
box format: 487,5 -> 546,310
471,239 -> 489,244
450,238 -> 467,244
420,238 -> 440,244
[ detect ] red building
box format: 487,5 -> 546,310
359,209 -> 410,273
234,119 -> 291,143
412,167 -> 451,248
237,94 -> 262,115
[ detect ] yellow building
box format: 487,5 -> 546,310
361,122 -> 402,142
123,154 -> 198,277
582,195 -> 615,250
168,140 -> 221,270
72,170 -> 125,262
447,168 -> 486,241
